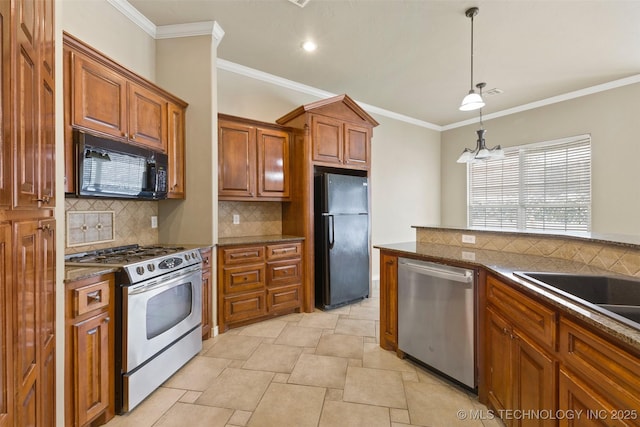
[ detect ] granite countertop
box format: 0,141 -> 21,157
375,241 -> 640,352
217,234 -> 304,247
64,265 -> 120,283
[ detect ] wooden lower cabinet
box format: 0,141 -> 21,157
65,273 -> 115,427
557,317 -> 640,427
200,247 -> 213,339
486,307 -> 556,427
379,252 -> 398,351
218,241 -> 303,332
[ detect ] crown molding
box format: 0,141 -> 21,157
217,59 -> 442,131
156,21 -> 225,44
442,74 -> 640,131
108,0 -> 225,43
106,0 -> 156,38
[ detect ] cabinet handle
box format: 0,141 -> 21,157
87,327 -> 98,336
35,196 -> 50,204
104,317 -> 110,324
86,290 -> 101,304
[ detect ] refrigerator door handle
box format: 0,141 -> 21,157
328,214 -> 335,248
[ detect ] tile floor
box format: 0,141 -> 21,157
104,290 -> 503,427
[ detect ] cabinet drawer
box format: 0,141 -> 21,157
487,275 -> 557,349
267,284 -> 301,312
224,290 -> 266,323
223,246 -> 265,265
223,264 -> 265,294
266,259 -> 302,287
266,242 -> 302,260
559,317 -> 640,412
74,279 -> 110,316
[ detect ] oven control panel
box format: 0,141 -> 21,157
123,250 -> 202,284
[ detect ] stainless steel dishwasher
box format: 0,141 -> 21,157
398,257 -> 476,388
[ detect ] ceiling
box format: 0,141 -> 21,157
127,0 -> 640,127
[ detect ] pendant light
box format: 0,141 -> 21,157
459,7 -> 485,111
457,83 -> 504,163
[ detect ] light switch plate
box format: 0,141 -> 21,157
233,214 -> 240,225
151,216 -> 158,228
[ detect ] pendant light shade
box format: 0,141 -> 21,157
459,7 -> 485,112
460,91 -> 485,111
456,83 -> 504,163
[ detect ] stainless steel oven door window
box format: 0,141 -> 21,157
124,265 -> 202,372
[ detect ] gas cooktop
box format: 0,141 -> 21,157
65,244 -> 203,284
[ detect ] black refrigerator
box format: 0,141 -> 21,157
315,172 -> 370,309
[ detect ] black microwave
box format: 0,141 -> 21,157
74,130 -> 168,200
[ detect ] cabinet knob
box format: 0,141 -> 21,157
104,317 -> 110,324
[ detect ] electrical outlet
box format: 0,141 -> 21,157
151,216 -> 158,229
461,234 -> 476,244
233,214 -> 240,225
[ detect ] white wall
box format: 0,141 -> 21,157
156,36 -> 217,246
61,0 -> 156,80
441,82 -> 640,236
218,70 -> 441,279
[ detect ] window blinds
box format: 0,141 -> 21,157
468,135 -> 591,232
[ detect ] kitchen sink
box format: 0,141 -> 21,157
514,272 -> 640,328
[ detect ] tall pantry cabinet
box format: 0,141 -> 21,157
1,0 -> 57,426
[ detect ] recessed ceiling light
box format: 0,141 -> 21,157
302,40 -> 317,52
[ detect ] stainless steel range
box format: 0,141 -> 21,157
66,245 -> 203,413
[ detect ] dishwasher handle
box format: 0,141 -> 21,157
400,261 -> 473,283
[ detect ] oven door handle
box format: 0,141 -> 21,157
127,265 -> 202,295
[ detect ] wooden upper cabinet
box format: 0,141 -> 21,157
344,123 -> 371,168
218,119 -> 256,198
128,82 -> 168,152
218,115 -> 291,201
257,128 -> 290,199
66,33 -> 186,155
72,52 -> 128,139
311,115 -> 343,165
0,0 -> 11,209
167,102 -> 186,199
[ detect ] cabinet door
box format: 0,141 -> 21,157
485,308 -> 513,419
73,312 -> 110,426
38,220 -> 55,427
512,331 -> 556,427
344,123 -> 370,169
218,120 -> 256,198
72,53 -> 127,139
167,102 -> 186,199
558,368 -> 630,427
128,82 -> 168,152
379,253 -> 398,351
14,221 -> 39,426
38,0 -> 55,208
311,115 -> 343,165
0,0 -> 11,208
0,223 -> 12,427
14,0 -> 39,209
257,128 -> 290,199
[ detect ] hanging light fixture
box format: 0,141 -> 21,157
459,7 -> 485,111
457,83 -> 504,163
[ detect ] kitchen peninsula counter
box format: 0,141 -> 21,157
375,241 -> 640,351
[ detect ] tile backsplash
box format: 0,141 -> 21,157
65,198 -> 158,253
218,201 -> 282,238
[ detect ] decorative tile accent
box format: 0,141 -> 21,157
416,227 -> 640,278
218,201 -> 282,238
65,198 -> 158,253
66,210 -> 115,247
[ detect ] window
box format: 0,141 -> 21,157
468,135 -> 591,232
